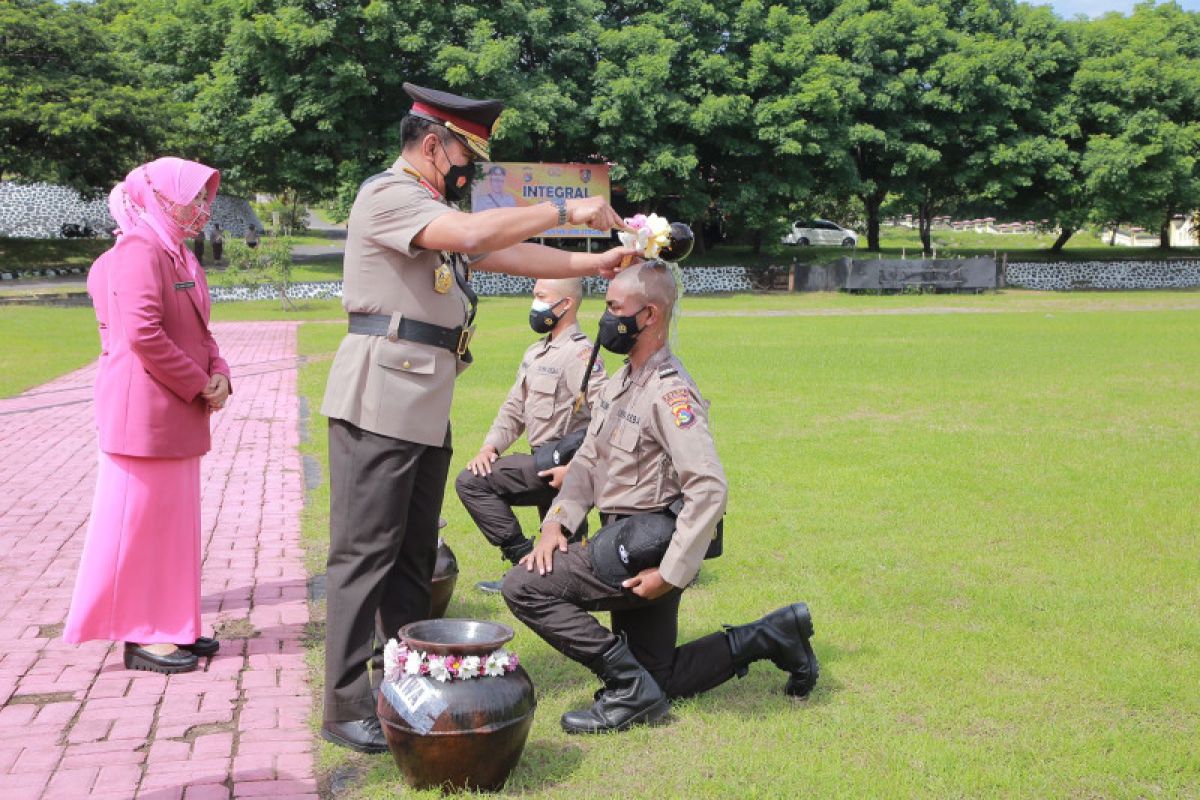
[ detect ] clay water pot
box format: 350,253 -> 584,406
430,538 -> 458,619
377,619 -> 536,792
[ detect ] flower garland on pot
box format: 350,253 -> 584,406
383,638 -> 520,683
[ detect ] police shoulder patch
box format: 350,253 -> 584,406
661,388 -> 697,429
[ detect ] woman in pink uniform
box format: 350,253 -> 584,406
64,157 -> 232,674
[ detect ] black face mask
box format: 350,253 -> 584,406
529,298 -> 567,335
597,307 -> 646,355
438,142 -> 474,203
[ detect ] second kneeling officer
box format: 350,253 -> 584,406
456,278 -> 607,592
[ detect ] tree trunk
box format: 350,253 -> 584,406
918,198 -> 933,255
862,193 -> 884,251
750,229 -> 763,256
1049,226 -> 1073,252
1160,212 -> 1173,249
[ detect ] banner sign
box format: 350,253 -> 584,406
471,162 -> 611,238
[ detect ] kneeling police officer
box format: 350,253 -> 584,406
502,261 -> 819,734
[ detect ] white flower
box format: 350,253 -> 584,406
483,653 -> 505,677
459,655 -> 481,680
427,655 -> 451,683
383,639 -> 404,682
404,649 -> 424,676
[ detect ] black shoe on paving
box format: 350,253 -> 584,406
560,637 -> 670,735
321,717 -> 387,754
724,601 -> 819,698
180,637 -> 220,657
123,643 -> 199,674
475,579 -> 504,594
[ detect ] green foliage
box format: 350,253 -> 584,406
1074,3 -> 1200,242
212,236 -> 297,309
0,0 -> 176,192
9,0 -> 1200,253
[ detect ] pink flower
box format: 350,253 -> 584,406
506,652 -> 520,672
624,214 -> 648,230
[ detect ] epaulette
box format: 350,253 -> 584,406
571,332 -> 588,342
658,365 -> 678,379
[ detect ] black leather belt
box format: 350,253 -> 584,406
348,312 -> 473,356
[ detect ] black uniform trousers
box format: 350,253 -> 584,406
501,542 -> 734,700
324,417 -> 452,723
454,453 -> 587,552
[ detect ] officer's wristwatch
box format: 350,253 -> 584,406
551,198 -> 567,226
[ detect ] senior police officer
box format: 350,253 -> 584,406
319,83 -> 634,753
455,278 -> 607,593
502,261 -> 819,734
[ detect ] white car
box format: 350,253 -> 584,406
782,219 -> 858,247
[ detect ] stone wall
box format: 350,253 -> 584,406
209,266 -> 754,303
0,181 -> 262,239
1006,260 -> 1200,290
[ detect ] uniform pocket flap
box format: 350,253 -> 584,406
377,344 -> 437,375
527,371 -> 559,395
609,420 -> 639,453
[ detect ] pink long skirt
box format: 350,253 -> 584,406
63,451 -> 202,644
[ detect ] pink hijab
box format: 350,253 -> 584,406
122,157 -> 220,250
110,157 -> 219,280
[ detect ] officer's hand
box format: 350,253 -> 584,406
594,246 -> 642,280
566,196 -> 624,231
623,568 -> 674,600
467,446 -> 499,476
522,522 -> 569,575
536,465 -> 568,489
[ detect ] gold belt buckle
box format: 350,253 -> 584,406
456,326 -> 475,356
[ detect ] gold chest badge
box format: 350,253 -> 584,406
434,262 -> 453,294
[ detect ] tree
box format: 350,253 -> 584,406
0,0 -> 175,192
1073,2 -> 1200,248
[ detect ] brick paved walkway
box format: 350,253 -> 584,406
0,322 -> 317,800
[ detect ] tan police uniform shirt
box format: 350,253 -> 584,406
543,346 -> 727,587
483,323 -> 609,452
320,156 -> 473,446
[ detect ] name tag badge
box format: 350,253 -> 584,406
174,281 -> 196,290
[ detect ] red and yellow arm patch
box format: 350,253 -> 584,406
661,388 -> 697,429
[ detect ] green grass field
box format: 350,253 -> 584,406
4,293 -> 1196,796
290,294 -> 1200,798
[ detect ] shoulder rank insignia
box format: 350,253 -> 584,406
658,365 -> 678,378
571,332 -> 588,342
433,261 -> 453,294
661,388 -> 696,429
401,166 -> 442,200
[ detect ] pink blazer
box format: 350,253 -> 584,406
88,229 -> 231,459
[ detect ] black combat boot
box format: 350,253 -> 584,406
724,602 -> 819,698
560,637 -> 670,734
476,538 -> 534,594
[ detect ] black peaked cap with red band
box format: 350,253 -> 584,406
403,82 -> 504,161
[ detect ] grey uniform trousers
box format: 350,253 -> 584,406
454,453 -> 587,552
501,541 -> 734,700
324,417 -> 452,723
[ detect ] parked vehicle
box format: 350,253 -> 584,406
61,222 -> 98,238
782,219 -> 858,247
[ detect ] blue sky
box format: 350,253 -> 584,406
1039,0 -> 1200,16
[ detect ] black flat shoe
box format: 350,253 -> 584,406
321,717 -> 387,754
180,637 -> 219,657
123,643 -> 198,674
